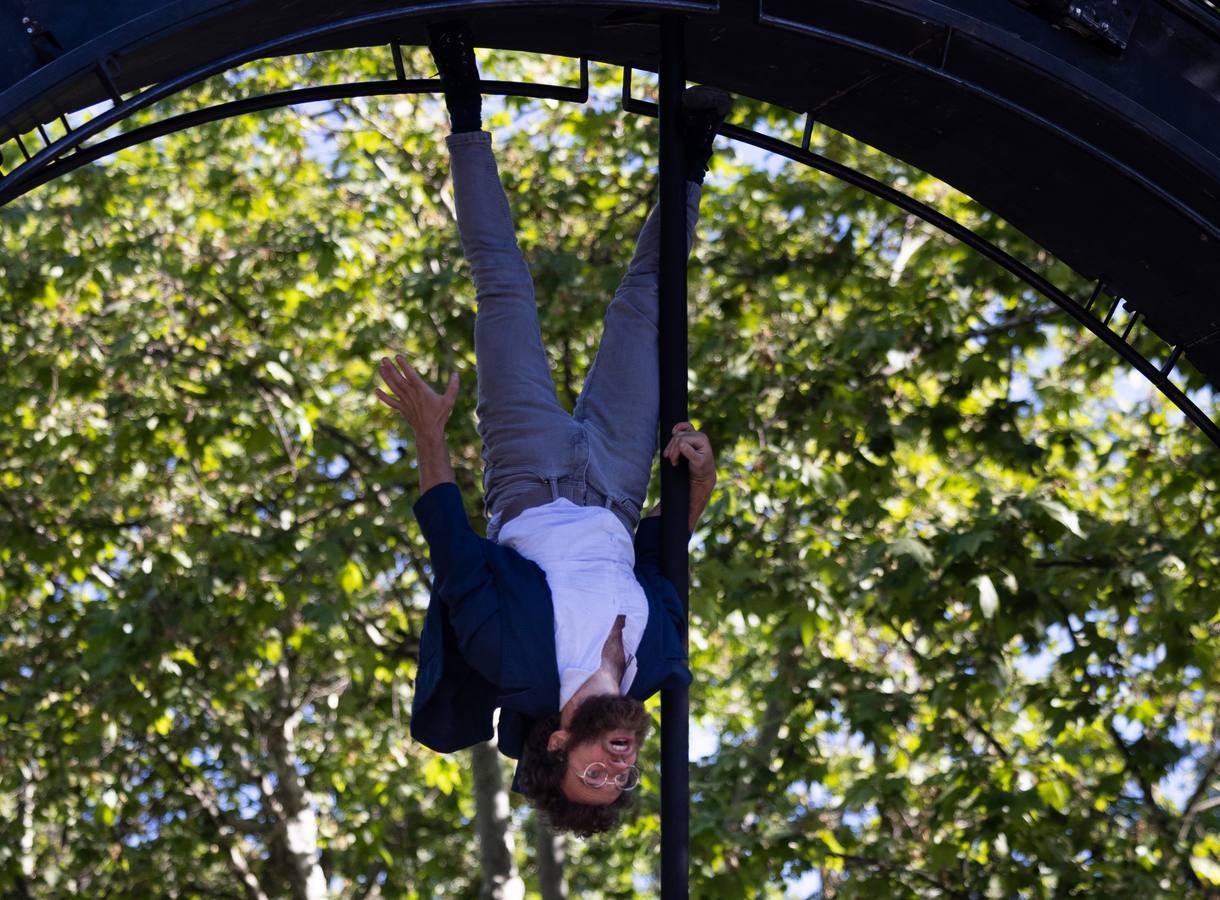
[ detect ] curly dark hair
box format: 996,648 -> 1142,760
517,695 -> 651,838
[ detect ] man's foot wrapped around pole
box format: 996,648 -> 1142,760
681,85 -> 732,184
428,21 -> 482,133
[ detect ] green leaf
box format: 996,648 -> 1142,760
261,638 -> 283,666
1037,778 -> 1070,812
976,575 -> 999,619
340,560 -> 364,595
170,648 -> 199,667
799,616 -> 816,649
265,360 -> 294,386
889,537 -> 934,568
816,828 -> 847,855
151,711 -> 173,736
949,529 -> 987,558
1039,499 -> 1084,538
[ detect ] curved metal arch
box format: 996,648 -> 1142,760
0,2 -> 617,203
3,65 -> 590,201
0,5 -> 1215,448
725,124 -> 1219,446
619,68 -> 1220,448
757,6 -> 1220,246
6,0 -> 1214,245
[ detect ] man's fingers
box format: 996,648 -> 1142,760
381,356 -> 449,404
394,354 -> 427,387
375,388 -> 413,419
442,372 -> 459,407
663,435 -> 683,464
665,432 -> 715,481
666,441 -> 696,465
379,356 -> 418,393
665,433 -> 708,456
375,387 -> 401,410
379,358 -> 412,397
678,440 -> 703,461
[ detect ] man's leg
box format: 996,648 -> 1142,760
433,26 -> 578,524
448,133 -> 573,464
573,184 -> 703,515
575,87 -> 731,519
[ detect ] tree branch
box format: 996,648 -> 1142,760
1178,749 -> 1220,841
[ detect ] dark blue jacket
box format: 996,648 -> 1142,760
409,483 -> 691,788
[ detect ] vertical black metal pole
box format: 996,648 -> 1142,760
658,14 -> 689,900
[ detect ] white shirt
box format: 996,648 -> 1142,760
496,499 -> 649,709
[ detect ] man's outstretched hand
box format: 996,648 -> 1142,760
662,422 -> 717,531
377,355 -> 459,439
376,355 -> 459,494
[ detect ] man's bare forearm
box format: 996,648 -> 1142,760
689,481 -> 714,532
644,483 -> 715,531
416,432 -> 456,495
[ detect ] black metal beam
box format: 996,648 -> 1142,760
658,12 -> 690,900
757,6 -> 1220,247
7,34 -> 1213,450
0,12 -> 593,208
0,61 -> 589,204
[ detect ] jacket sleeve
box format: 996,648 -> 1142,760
632,516 -> 693,571
633,515 -> 662,569
413,482 -> 503,685
633,516 -> 690,637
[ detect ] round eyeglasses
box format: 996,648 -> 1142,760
572,762 -> 641,791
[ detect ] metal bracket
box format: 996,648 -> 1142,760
20,8 -> 64,65
1017,0 -> 1146,52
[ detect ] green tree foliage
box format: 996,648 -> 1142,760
2,50 -> 1218,898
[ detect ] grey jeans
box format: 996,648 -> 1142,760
446,131 -> 702,541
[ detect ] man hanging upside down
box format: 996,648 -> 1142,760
376,23 -> 729,836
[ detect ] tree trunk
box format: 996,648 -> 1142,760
533,814 -> 568,900
267,660 -> 329,900
471,739 -> 524,900
18,762 -> 36,884
729,647 -> 797,813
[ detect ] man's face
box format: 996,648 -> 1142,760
546,693 -> 649,807
560,730 -> 640,806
